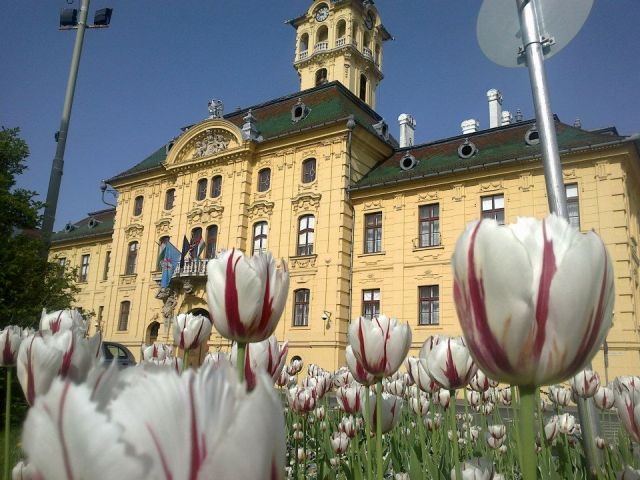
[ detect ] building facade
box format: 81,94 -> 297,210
50,0 -> 640,378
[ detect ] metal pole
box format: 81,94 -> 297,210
516,0 -> 602,476
41,0 -> 91,250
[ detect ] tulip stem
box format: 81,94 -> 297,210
519,386 -> 537,480
363,385 -> 373,479
236,342 -> 246,383
3,368 -> 12,480
375,380 -> 383,480
449,390 -> 462,480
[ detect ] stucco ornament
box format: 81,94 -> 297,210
193,130 -> 230,159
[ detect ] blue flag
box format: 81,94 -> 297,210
160,241 -> 182,288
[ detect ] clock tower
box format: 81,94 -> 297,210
287,0 -> 392,109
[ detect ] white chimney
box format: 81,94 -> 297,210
461,119 -> 480,135
398,113 -> 416,148
487,88 -> 503,128
500,110 -> 512,126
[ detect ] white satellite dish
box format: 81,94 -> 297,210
477,0 -> 594,67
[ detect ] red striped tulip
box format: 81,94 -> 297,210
345,345 -> 375,386
287,358 -> 303,376
549,385 -> 572,407
140,342 -> 172,362
339,415 -> 356,438
452,215 -> 614,386
1,326 -> 21,366
330,432 -> 350,455
406,356 -> 438,394
571,369 -> 600,398
206,249 -> 289,343
367,392 -> 403,434
39,309 -> 86,335
469,370 -> 498,392
288,386 -> 316,414
336,384 -> 364,414
348,315 -> 412,379
333,367 -> 354,388
232,336 -> 288,391
434,388 -> 451,409
423,336 -> 477,390
594,385 -> 615,410
173,312 -> 212,351
614,376 -> 640,443
408,393 -> 430,416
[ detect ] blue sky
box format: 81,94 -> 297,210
2,1 -> 639,230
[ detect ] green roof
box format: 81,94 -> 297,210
352,119 -> 629,190
51,209 -> 115,244
108,81 -> 389,183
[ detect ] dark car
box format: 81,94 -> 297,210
102,341 -> 137,367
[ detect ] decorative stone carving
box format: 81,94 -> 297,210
363,200 -> 382,211
393,194 -> 404,211
124,223 -> 144,239
563,169 -> 577,180
452,184 -> 465,202
414,269 -> 442,280
248,200 -> 275,219
155,218 -> 172,234
290,255 -> 317,270
595,161 -> 609,180
182,279 -> 194,295
418,191 -> 438,201
186,201 -> 224,225
519,173 -> 533,192
160,290 -> 178,332
292,192 -> 322,212
479,180 -> 503,192
193,130 -> 230,159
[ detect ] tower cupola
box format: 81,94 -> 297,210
287,0 -> 392,109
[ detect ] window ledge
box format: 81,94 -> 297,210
291,325 -> 311,330
358,251 -> 385,258
412,245 -> 445,253
416,324 -> 442,329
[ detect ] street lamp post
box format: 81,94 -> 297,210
40,0 -> 112,251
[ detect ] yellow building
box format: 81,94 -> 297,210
50,0 -> 640,379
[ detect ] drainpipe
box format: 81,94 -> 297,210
346,115 -> 356,326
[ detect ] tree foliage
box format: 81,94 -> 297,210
0,127 -> 79,328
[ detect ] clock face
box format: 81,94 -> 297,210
364,12 -> 374,30
315,5 -> 329,22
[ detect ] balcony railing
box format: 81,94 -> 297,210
336,37 -> 346,47
363,47 -> 373,60
298,50 -> 308,60
173,259 -> 209,278
315,41 -> 328,52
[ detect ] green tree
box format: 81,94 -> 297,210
0,127 -> 79,328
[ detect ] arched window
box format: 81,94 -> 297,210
336,19 -> 346,45
315,68 -> 328,86
302,158 -> 316,183
133,196 -> 144,216
165,189 -> 175,210
196,178 -> 208,201
293,289 -> 310,326
190,227 -> 203,259
206,225 -> 218,259
157,236 -> 170,270
297,215 -> 315,256
258,168 -> 271,192
118,301 -> 130,331
146,321 -> 160,343
316,25 -> 329,50
359,74 -> 368,102
299,33 -> 309,54
363,32 -> 371,52
352,22 -> 359,46
252,222 -> 268,255
210,175 -> 222,198
125,241 -> 138,275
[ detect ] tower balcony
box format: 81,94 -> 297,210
298,50 -> 308,60
314,41 -> 328,52
363,47 -> 373,60
336,37 -> 346,47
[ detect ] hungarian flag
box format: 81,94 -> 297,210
195,236 -> 206,259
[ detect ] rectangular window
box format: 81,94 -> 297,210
364,212 -> 382,253
293,289 -> 310,326
362,289 -> 380,319
133,196 -> 144,216
125,242 -> 138,275
419,285 -> 440,325
118,301 -> 130,331
58,257 -> 67,268
206,226 -> 218,259
481,194 -> 505,225
103,251 -> 111,281
419,204 -> 440,247
566,183 -> 580,229
79,254 -> 90,282
297,215 -> 315,256
252,222 -> 269,255
165,189 -> 175,210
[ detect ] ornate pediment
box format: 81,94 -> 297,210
248,200 -> 274,219
291,192 -> 322,213
186,201 -> 224,225
155,217 -> 172,234
124,223 -> 144,239
165,119 -> 245,170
